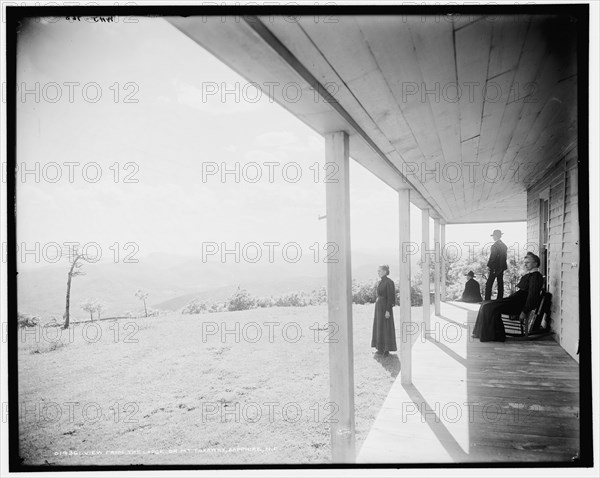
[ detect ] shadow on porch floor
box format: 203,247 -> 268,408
357,301 -> 580,464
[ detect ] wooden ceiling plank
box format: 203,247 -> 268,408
470,182 -> 525,214
257,17 -> 405,159
410,20 -> 464,221
449,192 -> 527,223
355,15 -> 454,217
487,16 -> 530,79
479,19 -> 559,205
520,91 -> 573,153
254,15 -> 451,216
469,70 -> 515,214
520,113 -> 577,184
469,17 -> 529,211
455,20 -> 493,213
484,63 -> 576,205
347,71 -> 417,147
451,14 -> 487,31
455,20 -> 493,142
291,15 -> 451,218
460,135 -> 480,214
493,17 -> 576,189
355,16 -> 444,161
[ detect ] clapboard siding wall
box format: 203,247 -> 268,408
526,148 -> 579,361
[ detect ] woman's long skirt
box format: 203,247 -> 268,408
472,291 -> 527,342
371,297 -> 397,352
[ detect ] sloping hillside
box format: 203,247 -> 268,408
17,304 -> 400,465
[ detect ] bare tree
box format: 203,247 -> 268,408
96,302 -> 104,320
63,248 -> 92,329
80,298 -> 97,321
135,289 -> 149,318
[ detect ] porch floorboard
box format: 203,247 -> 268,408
356,301 -> 580,464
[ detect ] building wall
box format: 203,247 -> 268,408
526,148 -> 579,361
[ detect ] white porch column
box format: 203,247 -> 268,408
421,208 -> 431,328
325,131 -> 355,463
398,189 -> 412,384
434,218 -> 441,316
441,223 -> 446,301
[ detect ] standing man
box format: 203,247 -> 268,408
485,229 -> 508,300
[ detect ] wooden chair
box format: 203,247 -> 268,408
501,290 -> 552,339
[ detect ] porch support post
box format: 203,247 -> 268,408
399,189 -> 412,384
325,131 -> 355,463
441,223 -> 446,301
434,218 -> 441,316
421,208 -> 431,328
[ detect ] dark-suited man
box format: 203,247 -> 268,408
485,229 -> 508,300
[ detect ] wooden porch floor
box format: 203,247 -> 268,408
357,301 -> 580,464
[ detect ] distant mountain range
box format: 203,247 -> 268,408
16,250 -> 406,319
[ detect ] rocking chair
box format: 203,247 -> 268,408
501,290 -> 553,339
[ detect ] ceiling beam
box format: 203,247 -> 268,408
242,15 -> 446,220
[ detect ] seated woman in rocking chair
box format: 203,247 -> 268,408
472,252 -> 543,342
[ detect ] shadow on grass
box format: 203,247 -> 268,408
372,353 -> 400,378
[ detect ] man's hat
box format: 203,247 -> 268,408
491,229 -> 503,237
466,271 -> 475,277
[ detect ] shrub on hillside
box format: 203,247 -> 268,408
208,302 -> 227,313
171,277 -> 438,315
274,292 -> 309,307
256,296 -> 275,308
18,313 -> 40,328
226,288 -> 256,311
352,280 -> 377,304
181,299 -> 208,315
410,283 -> 423,306
350,279 -> 426,306
309,287 -> 327,305
393,281 -> 422,307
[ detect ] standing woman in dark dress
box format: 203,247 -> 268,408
472,253 -> 544,342
371,265 -> 397,356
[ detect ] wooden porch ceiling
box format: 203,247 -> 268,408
166,13 -> 578,224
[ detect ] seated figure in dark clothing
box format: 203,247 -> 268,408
472,253 -> 544,342
461,271 -> 483,303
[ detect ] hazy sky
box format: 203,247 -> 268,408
14,16 -> 527,269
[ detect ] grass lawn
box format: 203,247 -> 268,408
17,304 -> 400,465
